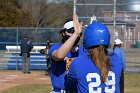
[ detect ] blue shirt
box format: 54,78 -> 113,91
66,54 -> 122,93
49,43 -> 88,90
109,47 -> 126,70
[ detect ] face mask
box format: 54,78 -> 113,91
61,34 -> 80,46
67,27 -> 74,34
61,35 -> 70,43
60,27 -> 81,45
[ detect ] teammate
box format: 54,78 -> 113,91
49,14 -> 87,93
45,39 -> 53,75
109,38 -> 126,93
66,19 -> 122,93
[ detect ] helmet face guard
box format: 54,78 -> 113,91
83,21 -> 110,49
60,27 -> 81,45
67,27 -> 74,34
59,20 -> 82,45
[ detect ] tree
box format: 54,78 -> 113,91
0,0 -> 32,27
35,3 -> 73,28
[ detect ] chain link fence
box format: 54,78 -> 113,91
0,27 -> 62,48
0,27 -> 62,70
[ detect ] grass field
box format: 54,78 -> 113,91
0,84 -> 52,93
124,73 -> 140,93
0,73 -> 139,93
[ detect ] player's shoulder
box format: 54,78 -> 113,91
50,43 -> 61,49
73,55 -> 89,64
51,43 -> 61,47
76,55 -> 88,60
49,43 -> 62,53
110,53 -> 122,75
109,53 -> 122,66
70,55 -> 89,70
110,53 -> 120,61
120,47 -> 125,51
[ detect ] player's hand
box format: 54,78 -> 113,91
66,58 -> 74,71
73,14 -> 83,36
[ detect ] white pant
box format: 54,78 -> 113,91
50,90 -> 65,93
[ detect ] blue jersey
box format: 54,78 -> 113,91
66,54 -> 122,93
49,43 -> 88,90
109,47 -> 126,70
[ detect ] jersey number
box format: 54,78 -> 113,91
86,71 -> 115,93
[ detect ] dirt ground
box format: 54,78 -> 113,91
0,70 -> 51,92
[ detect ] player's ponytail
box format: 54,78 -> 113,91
89,45 -> 111,82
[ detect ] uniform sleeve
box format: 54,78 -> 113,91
120,48 -> 126,70
65,60 -> 78,90
110,54 -> 122,78
49,44 -> 61,58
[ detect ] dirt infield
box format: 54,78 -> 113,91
0,70 -> 51,92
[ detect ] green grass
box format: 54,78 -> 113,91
0,73 -> 140,93
0,84 -> 52,93
124,73 -> 140,93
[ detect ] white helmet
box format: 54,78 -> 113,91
114,39 -> 123,44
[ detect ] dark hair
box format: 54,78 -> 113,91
88,45 -> 111,82
113,44 -> 121,54
59,19 -> 73,43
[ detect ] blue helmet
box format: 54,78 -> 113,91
83,21 -> 110,49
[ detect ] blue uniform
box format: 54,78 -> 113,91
49,43 -> 87,92
66,54 -> 122,93
109,47 -> 126,70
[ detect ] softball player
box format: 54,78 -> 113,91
109,39 -> 126,93
49,15 -> 87,93
66,20 -> 122,93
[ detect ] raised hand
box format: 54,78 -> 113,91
73,14 -> 83,36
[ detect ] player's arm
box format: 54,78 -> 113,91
52,14 -> 83,61
52,33 -> 79,61
121,49 -> 126,70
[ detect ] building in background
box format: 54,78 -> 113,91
74,0 -> 140,48
104,0 -> 140,48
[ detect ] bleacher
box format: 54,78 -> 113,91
5,45 -> 47,70
6,46 -> 46,53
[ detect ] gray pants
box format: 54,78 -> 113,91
22,53 -> 30,73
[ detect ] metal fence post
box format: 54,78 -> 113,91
16,28 -> 19,70
73,0 -> 76,14
113,0 -> 117,40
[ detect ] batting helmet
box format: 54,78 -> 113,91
83,21 -> 110,49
